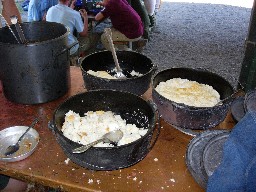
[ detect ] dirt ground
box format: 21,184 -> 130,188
142,1 -> 253,88
17,1 -> 253,88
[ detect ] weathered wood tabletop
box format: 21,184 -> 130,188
0,66 -> 236,192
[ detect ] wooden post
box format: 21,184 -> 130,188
239,0 -> 256,91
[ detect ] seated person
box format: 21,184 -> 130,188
143,0 -> 157,28
28,0 -> 58,22
95,0 -> 144,51
46,0 -> 99,56
127,0 -> 150,40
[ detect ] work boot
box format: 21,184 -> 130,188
148,13 -> 156,32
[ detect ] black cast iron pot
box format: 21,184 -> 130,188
152,68 -> 234,130
0,22 -> 74,104
80,50 -> 157,96
51,90 -> 160,170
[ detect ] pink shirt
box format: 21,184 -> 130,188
101,0 -> 143,39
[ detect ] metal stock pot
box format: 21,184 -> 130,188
0,22 -> 73,104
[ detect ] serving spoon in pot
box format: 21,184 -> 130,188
104,28 -> 126,79
5,118 -> 39,156
72,130 -> 124,154
10,15 -> 27,44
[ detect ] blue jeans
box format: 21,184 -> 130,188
207,111 -> 256,192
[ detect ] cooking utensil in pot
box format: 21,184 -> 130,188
10,15 -> 27,44
215,88 -> 243,106
104,28 -> 126,79
0,14 -> 20,43
5,118 -> 39,156
72,130 -> 123,154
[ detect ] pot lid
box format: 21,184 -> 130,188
244,89 -> 256,112
185,130 -> 229,189
231,96 -> 245,122
202,132 -> 230,177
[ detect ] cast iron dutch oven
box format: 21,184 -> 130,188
152,68 -> 234,130
0,22 -> 75,104
80,50 -> 157,96
51,90 -> 160,170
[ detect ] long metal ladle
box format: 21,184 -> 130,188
10,15 -> 27,44
104,28 -> 126,79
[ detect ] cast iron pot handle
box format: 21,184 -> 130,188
48,120 -> 81,152
56,42 -> 79,57
152,64 -> 158,75
48,120 -> 57,136
77,56 -> 86,66
147,100 -> 161,151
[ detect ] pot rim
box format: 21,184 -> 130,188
152,67 -> 235,110
152,89 -> 229,110
53,89 -> 157,150
0,21 -> 69,46
80,50 -> 157,81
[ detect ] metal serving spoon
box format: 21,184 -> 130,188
104,28 -> 126,79
5,118 -> 39,156
10,15 -> 27,44
72,130 -> 124,154
215,88 -> 243,106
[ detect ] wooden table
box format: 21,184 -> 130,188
0,66 -> 236,192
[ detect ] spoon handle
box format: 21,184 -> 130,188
17,118 -> 39,143
104,28 -> 121,72
72,138 -> 104,154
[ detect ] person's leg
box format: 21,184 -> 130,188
101,28 -> 141,51
143,0 -> 157,30
0,175 -> 27,192
143,0 -> 156,16
130,0 -> 150,40
155,0 -> 161,14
